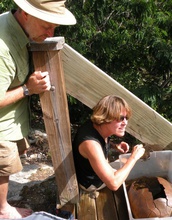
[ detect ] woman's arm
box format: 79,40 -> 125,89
79,140 -> 145,191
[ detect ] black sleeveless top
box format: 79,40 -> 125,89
72,120 -> 109,188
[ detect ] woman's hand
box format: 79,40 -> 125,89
116,141 -> 130,153
131,144 -> 145,161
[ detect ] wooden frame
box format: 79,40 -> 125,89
30,37 -> 172,209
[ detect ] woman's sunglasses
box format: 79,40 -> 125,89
119,115 -> 129,121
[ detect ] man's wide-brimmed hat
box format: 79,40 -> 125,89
13,0 -> 76,25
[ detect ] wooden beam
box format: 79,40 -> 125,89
96,187 -> 118,220
61,43 -> 172,149
77,192 -> 97,220
30,37 -> 79,206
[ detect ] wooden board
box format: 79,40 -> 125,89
61,43 -> 172,149
96,187 -> 118,220
30,38 -> 79,206
77,192 -> 97,220
76,187 -> 129,220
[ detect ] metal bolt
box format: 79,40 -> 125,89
50,85 -> 55,91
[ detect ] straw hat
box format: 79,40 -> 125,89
13,0 -> 76,25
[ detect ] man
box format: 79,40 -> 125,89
0,0 -> 76,219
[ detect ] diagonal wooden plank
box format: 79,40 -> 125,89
61,43 -> 172,149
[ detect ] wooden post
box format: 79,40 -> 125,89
30,37 -> 79,207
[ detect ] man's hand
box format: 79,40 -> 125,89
26,71 -> 51,95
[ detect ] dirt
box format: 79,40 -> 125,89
8,130 -> 58,216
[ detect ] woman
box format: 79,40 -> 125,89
72,95 -> 145,194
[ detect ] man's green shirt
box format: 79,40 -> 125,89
0,11 -> 30,141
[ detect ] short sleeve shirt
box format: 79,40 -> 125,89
0,11 -> 30,141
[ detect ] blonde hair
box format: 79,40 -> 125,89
91,95 -> 132,125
